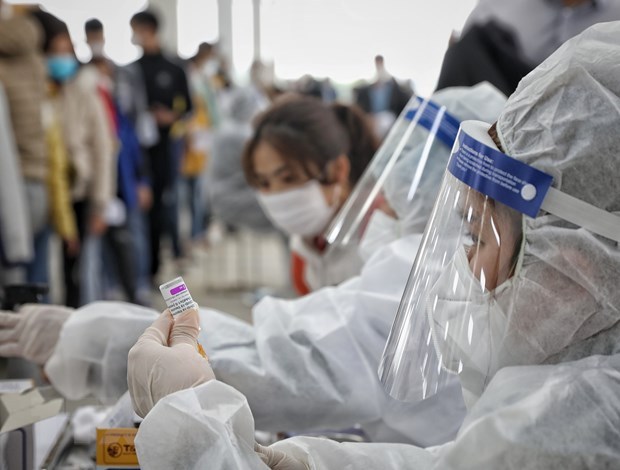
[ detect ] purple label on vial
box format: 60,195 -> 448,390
170,284 -> 187,295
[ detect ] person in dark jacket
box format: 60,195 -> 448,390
129,9 -> 192,282
354,55 -> 412,138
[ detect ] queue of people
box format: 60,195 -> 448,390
0,7 -> 231,307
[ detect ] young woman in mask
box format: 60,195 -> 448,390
242,95 -> 379,294
30,10 -> 115,307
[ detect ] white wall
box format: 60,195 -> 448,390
260,0 -> 479,95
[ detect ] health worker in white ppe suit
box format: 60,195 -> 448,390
0,84 -> 506,446
128,22 -> 620,469
245,95 -> 380,295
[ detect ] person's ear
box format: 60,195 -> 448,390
329,154 -> 351,186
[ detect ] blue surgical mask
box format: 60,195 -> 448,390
47,55 -> 79,82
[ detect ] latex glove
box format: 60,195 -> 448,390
0,304 -> 74,365
128,309 -> 215,418
255,443 -> 309,470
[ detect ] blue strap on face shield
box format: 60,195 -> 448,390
404,98 -> 460,148
448,121 -> 620,244
448,124 -> 553,218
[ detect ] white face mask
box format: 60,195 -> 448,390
89,41 -> 105,58
359,210 -> 400,261
131,34 -> 143,47
257,180 -> 339,237
428,248 -> 509,404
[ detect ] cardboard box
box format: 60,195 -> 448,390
96,428 -> 140,469
0,383 -> 63,434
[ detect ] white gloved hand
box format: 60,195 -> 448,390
0,304 -> 73,365
128,309 -> 216,418
255,443 -> 309,470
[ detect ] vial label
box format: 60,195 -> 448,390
159,277 -> 196,316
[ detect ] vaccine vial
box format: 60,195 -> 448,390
159,277 -> 196,316
159,277 -> 208,359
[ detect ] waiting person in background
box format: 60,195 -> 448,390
208,88 -> 271,233
321,78 -> 338,103
248,59 -> 273,108
295,74 -> 323,100
88,23 -> 155,305
0,2 -> 48,285
187,42 -> 220,128
243,95 -> 379,294
95,102 -> 144,305
180,42 -> 221,248
0,4 -> 78,293
354,55 -> 412,138
129,9 -> 192,283
84,18 -> 115,73
30,10 -> 115,308
0,83 -> 32,288
84,18 -> 153,305
436,0 -> 620,95
41,79 -> 80,292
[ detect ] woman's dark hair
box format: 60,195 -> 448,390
243,95 -> 379,187
29,9 -> 70,53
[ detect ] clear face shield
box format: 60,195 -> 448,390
379,120 -> 620,404
323,96 -> 461,256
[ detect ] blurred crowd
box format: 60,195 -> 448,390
2,0 -> 614,310
0,5 -> 414,308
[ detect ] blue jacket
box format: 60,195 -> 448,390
116,109 -> 148,211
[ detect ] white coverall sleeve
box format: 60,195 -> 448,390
433,354 -> 620,469
44,301 -> 254,405
45,302 -> 158,404
136,381 -> 433,470
135,380 -> 435,470
135,381 -> 268,469
208,235 -> 466,446
207,237 -> 417,434
136,354 -> 620,469
269,437 -> 434,469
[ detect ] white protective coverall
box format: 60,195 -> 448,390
132,22 -> 620,469
43,84 -> 504,445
